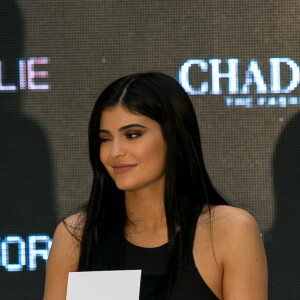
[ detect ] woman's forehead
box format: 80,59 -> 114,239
99,105 -> 156,130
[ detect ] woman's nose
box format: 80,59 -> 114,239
110,139 -> 126,158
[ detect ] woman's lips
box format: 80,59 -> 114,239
111,164 -> 137,174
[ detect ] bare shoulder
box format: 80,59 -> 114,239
43,213 -> 85,300
196,205 -> 267,299
205,205 -> 267,299
63,212 -> 85,227
201,205 -> 262,253
198,204 -> 258,230
49,212 -> 85,269
209,204 -> 265,256
213,205 -> 258,227
61,212 -> 86,241
196,204 -> 262,260
51,213 -> 84,249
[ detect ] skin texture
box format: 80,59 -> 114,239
43,105 -> 267,300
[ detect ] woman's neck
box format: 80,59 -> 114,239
124,183 -> 168,247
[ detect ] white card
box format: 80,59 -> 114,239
66,270 -> 141,300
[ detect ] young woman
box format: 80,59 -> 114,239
43,73 -> 267,299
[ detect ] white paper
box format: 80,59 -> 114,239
66,270 -> 141,300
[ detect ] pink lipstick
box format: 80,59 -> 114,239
111,164 -> 137,174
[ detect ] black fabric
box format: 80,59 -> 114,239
124,240 -> 219,300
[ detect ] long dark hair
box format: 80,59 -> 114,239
77,72 -> 226,292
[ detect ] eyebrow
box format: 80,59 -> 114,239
99,123 -> 147,133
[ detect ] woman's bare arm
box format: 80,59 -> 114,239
221,209 -> 268,300
43,214 -> 82,300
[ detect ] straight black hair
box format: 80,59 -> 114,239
77,72 -> 226,295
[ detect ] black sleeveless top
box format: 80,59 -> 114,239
124,240 -> 219,300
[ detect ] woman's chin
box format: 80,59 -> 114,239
115,182 -> 144,192
115,182 -> 137,191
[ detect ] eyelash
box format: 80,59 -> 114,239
97,137 -> 109,143
97,131 -> 142,143
125,132 -> 141,139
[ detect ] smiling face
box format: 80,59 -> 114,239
99,104 -> 167,192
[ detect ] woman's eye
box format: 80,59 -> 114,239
98,136 -> 110,143
125,132 -> 141,139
